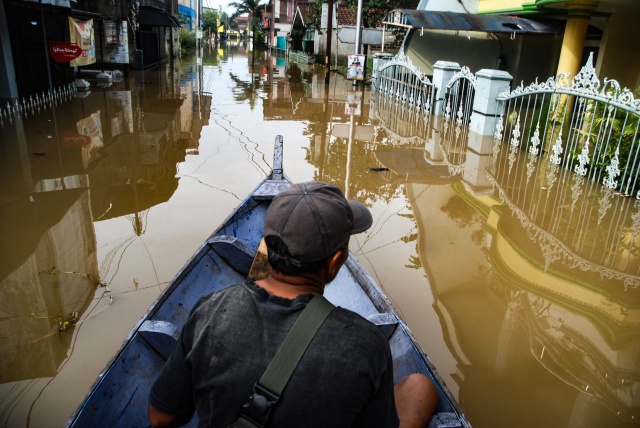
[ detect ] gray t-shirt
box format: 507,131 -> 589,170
149,280 -> 399,427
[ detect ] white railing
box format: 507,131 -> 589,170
494,53 -> 640,197
374,51 -> 436,121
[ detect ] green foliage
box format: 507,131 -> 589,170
229,0 -> 265,46
229,0 -> 262,17
588,103 -> 640,184
307,1 -> 323,33
202,9 -> 219,34
343,0 -> 419,28
179,28 -> 196,54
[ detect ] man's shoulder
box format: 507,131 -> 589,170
189,282 -> 249,316
326,307 -> 391,347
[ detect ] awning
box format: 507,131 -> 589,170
138,6 -> 181,28
382,9 -> 564,35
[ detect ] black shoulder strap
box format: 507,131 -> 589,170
234,295 -> 335,428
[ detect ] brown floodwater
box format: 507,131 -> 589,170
0,42 -> 638,428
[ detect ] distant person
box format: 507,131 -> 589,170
148,181 -> 438,427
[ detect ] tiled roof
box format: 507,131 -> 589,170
336,4 -> 356,26
336,4 -> 384,27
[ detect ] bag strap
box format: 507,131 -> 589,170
234,295 -> 335,428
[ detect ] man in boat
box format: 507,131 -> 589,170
148,181 -> 438,427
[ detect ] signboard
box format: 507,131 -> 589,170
345,90 -> 362,115
48,42 -> 82,63
320,3 -> 337,29
102,21 -> 129,64
347,54 -> 365,81
68,17 -> 95,66
196,30 -> 203,39
337,27 -> 383,45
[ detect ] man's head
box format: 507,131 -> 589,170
263,181 -> 372,276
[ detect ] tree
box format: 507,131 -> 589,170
306,2 -> 323,34
202,9 -> 219,42
229,0 -> 264,47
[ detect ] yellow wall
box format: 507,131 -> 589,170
596,12 -> 640,91
477,0 -> 527,13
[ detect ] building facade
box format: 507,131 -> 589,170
0,0 -> 181,104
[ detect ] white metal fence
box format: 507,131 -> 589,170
494,53 -> 640,197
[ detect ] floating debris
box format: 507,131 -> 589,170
369,167 -> 389,172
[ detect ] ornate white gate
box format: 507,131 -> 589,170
374,51 -> 436,121
494,53 -> 640,197
443,66 -> 476,125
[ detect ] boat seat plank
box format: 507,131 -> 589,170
139,320 -> 180,360
366,313 -> 399,340
208,235 -> 256,276
252,179 -> 290,200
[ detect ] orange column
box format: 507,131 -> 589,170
556,0 -> 598,78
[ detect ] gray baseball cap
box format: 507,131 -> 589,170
263,181 -> 373,264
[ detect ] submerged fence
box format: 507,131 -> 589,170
493,53 -> 640,197
374,51 -> 436,121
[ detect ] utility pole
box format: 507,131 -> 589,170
353,0 -> 363,87
324,0 -> 334,84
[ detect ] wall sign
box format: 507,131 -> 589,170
48,42 -> 82,63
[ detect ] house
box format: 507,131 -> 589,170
477,0 -> 640,90
265,0 -> 296,47
387,0 -> 640,89
289,2 -> 316,54
0,0 -> 181,103
290,1 -> 388,66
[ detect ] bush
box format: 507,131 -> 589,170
179,28 -> 196,54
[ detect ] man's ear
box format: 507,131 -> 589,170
326,249 -> 347,278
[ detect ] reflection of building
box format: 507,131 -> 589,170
371,94 -> 640,426
178,63 -> 212,155
262,60 -> 370,121
402,177 -> 639,427
0,1 -> 180,102
90,95 -> 188,221
0,67 -> 190,384
0,187 -> 98,382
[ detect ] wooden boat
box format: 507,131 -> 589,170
66,136 -> 471,427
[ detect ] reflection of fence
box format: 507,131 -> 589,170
0,84 -> 77,127
488,139 -> 640,290
374,51 -> 435,120
494,54 -> 640,197
288,50 -> 314,65
372,89 -> 431,145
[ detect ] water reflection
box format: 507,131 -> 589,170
1,43 -> 638,427
372,88 -> 640,426
0,45 -> 210,424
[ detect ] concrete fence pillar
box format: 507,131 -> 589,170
372,53 -> 394,84
468,69 -> 512,154
432,61 -> 461,116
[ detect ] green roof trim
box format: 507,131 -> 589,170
478,0 -> 610,17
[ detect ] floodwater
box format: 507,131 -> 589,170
0,42 -> 638,428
